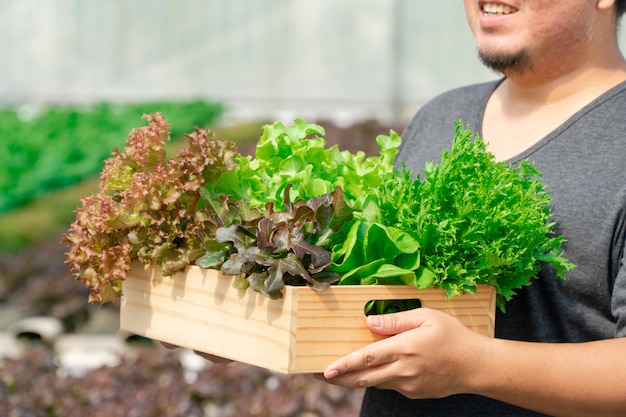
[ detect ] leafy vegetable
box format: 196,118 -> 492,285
209,118 -> 401,211
65,115 -> 573,311
199,186 -> 353,299
63,113 -> 238,302
354,122 -> 574,309
189,118 -> 402,297
64,115 -> 361,302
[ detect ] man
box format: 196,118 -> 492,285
322,1 -> 626,416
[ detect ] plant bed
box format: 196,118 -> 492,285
120,263 -> 496,374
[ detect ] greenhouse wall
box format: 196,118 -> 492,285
4,0 -> 624,124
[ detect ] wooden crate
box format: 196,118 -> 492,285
120,263 -> 496,374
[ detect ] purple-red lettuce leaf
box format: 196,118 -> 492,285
199,187 -> 349,297
63,113 -> 239,303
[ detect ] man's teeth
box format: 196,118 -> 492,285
483,3 -> 514,14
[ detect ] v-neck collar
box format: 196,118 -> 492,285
475,79 -> 626,164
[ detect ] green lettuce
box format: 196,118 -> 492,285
356,121 -> 574,309
209,118 -> 401,211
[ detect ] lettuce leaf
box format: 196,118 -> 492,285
209,118 -> 400,211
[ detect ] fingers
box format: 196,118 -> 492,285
366,308 -> 431,336
323,335 -> 399,383
323,357 -> 392,389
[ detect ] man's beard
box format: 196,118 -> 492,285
478,49 -> 533,76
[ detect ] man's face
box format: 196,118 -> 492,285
463,0 -> 602,78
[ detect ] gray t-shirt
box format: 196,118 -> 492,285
360,80 -> 626,416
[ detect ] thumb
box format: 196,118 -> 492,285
366,309 -> 428,336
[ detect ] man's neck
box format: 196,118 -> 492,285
500,50 -> 626,107
482,56 -> 626,161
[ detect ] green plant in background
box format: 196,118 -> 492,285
0,100 -> 224,214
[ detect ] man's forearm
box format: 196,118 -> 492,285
470,337 -> 626,417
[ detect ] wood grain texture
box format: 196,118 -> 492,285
120,263 -> 496,374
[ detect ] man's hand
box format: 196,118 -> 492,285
320,308 -> 488,399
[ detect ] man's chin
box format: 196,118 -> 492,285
478,49 -> 533,75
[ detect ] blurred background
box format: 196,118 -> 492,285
1,1 -> 624,416
1,0 -> 497,123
